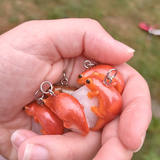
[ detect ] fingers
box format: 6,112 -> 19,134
11,130 -> 37,151
11,129 -> 101,160
1,18 -> 134,65
0,18 -> 134,107
0,18 -> 135,114
94,137 -> 133,160
93,118 -> 133,160
95,63 -> 152,159
116,63 -> 152,151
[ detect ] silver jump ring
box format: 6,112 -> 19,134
107,68 -> 117,80
61,78 -> 68,86
35,89 -> 44,105
40,81 -> 53,95
104,68 -> 117,85
48,89 -> 55,96
84,60 -> 96,69
37,98 -> 44,106
35,89 -> 44,100
60,72 -> 68,86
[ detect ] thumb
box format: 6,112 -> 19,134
11,129 -> 101,160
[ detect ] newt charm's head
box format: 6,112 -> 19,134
77,74 -> 85,84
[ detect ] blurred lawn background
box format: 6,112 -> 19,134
0,0 -> 160,159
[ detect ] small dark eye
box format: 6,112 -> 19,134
23,107 -> 26,110
78,74 -> 83,78
86,79 -> 90,84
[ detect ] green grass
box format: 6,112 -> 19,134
1,0 -> 160,159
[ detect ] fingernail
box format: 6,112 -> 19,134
22,144 -> 48,160
11,130 -> 28,150
115,40 -> 135,53
133,132 -> 146,153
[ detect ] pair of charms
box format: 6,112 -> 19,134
23,60 -> 124,136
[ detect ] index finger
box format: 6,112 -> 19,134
1,18 -> 134,65
0,18 -> 135,116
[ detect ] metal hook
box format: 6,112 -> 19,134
40,81 -> 55,96
61,72 -> 68,86
104,68 -> 117,85
84,60 -> 96,69
35,89 -> 45,105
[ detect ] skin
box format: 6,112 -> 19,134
84,75 -> 122,131
0,18 -> 151,160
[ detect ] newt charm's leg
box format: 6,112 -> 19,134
87,91 -> 99,99
34,116 -> 39,123
91,106 -> 104,118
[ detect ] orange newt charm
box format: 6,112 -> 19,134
84,75 -> 122,131
43,93 -> 89,136
77,64 -> 124,94
23,101 -> 64,135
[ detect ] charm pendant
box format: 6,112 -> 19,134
78,60 -> 124,94
23,60 -> 124,136
23,101 -> 64,135
53,72 -> 78,95
73,60 -> 123,131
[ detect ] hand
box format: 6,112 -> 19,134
0,18 -> 151,160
